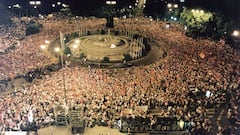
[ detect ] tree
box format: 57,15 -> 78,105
180,8 -> 213,38
101,57 -> 110,63
209,13 -> 232,41
180,8 -> 232,40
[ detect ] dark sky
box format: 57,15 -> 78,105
1,0 -> 239,23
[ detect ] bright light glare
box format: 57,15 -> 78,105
73,44 -> 78,49
174,4 -> 178,8
54,47 -> 60,52
192,9 -> 204,14
110,44 -> 116,48
29,1 -> 35,5
106,1 -> 116,5
40,45 -> 46,49
233,30 -> 239,36
36,1 -> 40,4
45,40 -> 50,44
167,3 -> 172,8
74,39 -> 80,44
62,4 -> 67,8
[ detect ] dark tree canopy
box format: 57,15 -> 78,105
180,8 -> 232,40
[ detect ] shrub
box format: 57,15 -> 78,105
64,35 -> 70,43
87,31 -> 91,35
72,32 -> 79,38
101,57 -> 110,63
115,31 -> 120,35
101,29 -> 106,35
79,53 -> 85,60
123,54 -> 132,61
64,46 -> 71,55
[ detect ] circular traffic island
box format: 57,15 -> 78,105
49,29 -> 167,68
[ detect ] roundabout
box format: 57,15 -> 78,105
49,29 -> 168,67
68,35 -> 130,61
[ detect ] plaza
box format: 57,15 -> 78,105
0,1 -> 239,135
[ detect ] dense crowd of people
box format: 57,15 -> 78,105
0,17 -> 25,52
0,15 -> 106,81
0,15 -> 239,134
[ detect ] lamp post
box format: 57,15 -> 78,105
29,1 -> 41,16
29,1 -> 41,9
54,45 -> 67,104
232,30 -> 239,37
59,32 -> 67,105
106,1 -> 116,28
232,30 -> 240,48
166,3 -> 178,21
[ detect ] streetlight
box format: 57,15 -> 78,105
167,3 -> 172,8
29,1 -> 41,16
62,3 -> 69,8
167,3 -> 178,9
166,3 -> 178,21
232,30 -> 240,48
52,4 -> 56,8
57,2 -> 61,5
54,45 -> 67,104
106,1 -> 116,28
232,30 -> 239,37
29,1 -> 41,8
106,1 -> 116,5
59,32 -> 67,105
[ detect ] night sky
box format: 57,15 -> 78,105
1,0 -> 240,24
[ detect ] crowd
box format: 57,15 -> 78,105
0,17 -> 25,53
0,15 -> 239,134
0,15 -> 106,81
